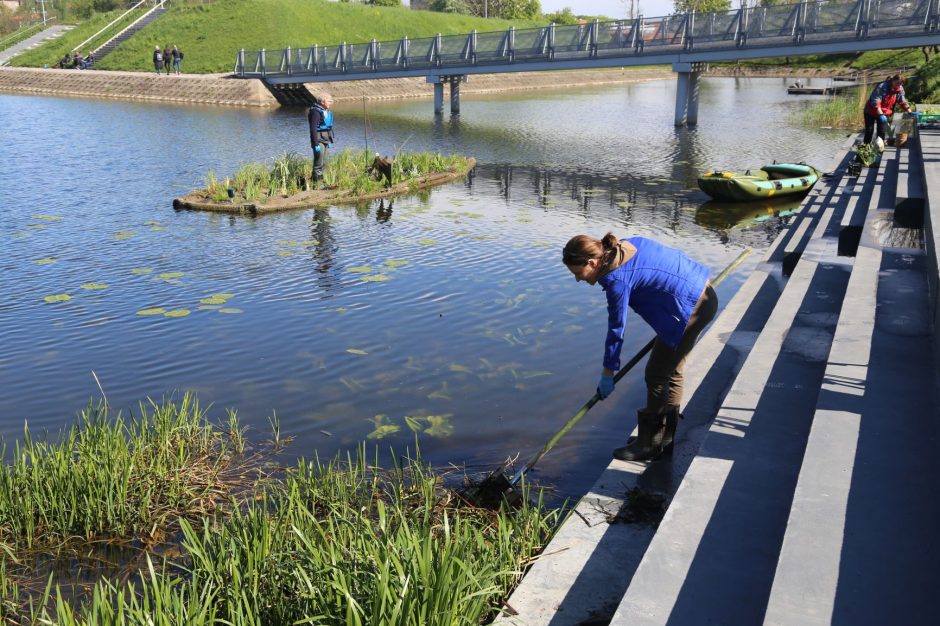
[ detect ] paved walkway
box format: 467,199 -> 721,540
0,24 -> 73,66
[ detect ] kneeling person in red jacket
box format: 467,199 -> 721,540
863,73 -> 911,146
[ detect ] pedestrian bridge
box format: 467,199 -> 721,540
234,0 -> 940,124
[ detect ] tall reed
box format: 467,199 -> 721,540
6,444 -> 559,624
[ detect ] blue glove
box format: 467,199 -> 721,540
597,375 -> 615,400
314,145 -> 322,154
879,114 -> 888,123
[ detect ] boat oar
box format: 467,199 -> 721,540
466,247 -> 752,507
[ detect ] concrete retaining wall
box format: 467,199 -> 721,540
0,66 -> 672,107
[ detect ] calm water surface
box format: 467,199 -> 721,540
1,77 -> 845,498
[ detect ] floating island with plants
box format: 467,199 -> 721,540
173,149 -> 476,215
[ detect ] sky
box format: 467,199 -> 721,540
538,0 -> 677,19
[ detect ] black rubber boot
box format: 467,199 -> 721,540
660,407 -> 681,455
613,410 -> 665,461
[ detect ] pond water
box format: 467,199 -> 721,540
1,76 -> 846,499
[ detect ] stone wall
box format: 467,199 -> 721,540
0,66 -> 673,107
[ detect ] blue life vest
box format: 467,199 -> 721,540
316,108 -> 333,132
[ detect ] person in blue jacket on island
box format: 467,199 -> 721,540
562,233 -> 718,461
307,92 -> 334,188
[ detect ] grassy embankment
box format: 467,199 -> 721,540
0,395 -> 557,623
11,0 -> 546,73
8,6 -> 151,67
791,49 -> 933,129
200,149 -> 471,203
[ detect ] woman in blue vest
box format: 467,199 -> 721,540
563,233 -> 718,461
307,93 -> 334,187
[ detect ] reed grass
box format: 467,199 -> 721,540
0,394 -> 251,554
795,86 -> 866,129
0,400 -> 559,623
205,149 -> 471,203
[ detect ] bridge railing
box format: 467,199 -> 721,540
234,0 -> 940,78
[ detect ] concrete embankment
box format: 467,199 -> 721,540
0,66 -> 672,107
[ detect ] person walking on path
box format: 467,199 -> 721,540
152,46 -> 164,75
307,93 -> 334,188
163,45 -> 173,75
863,73 -> 912,146
562,233 -> 718,462
172,45 -> 183,75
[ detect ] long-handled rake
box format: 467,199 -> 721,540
465,247 -> 753,507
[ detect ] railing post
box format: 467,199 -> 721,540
286,46 -> 291,75
634,15 -> 645,53
434,33 -> 442,67
590,19 -> 598,58
470,30 -> 477,64
684,11 -> 694,51
508,26 -> 515,62
548,22 -> 555,59
403,36 -> 409,69
260,48 -> 266,78
341,42 -> 347,72
238,48 -> 245,77
370,39 -> 378,70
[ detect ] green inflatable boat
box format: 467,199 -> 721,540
697,163 -> 820,202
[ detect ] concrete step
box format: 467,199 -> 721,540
838,146 -> 898,256
610,163 -> 857,624
764,205 -> 940,625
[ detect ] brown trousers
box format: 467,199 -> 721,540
645,284 -> 718,414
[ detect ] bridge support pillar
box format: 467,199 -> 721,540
428,75 -> 467,116
450,76 -> 461,115
673,62 -> 707,127
433,82 -> 444,115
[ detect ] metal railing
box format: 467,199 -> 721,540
71,0 -> 163,55
234,0 -> 940,79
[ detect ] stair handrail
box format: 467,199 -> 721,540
71,0 -> 162,55
0,16 -> 58,50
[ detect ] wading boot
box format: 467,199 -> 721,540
660,406 -> 681,456
613,410 -> 666,462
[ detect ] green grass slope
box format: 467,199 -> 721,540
90,0 -> 545,74
9,9 -> 131,67
907,55 -> 940,104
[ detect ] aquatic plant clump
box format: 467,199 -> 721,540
1,444 -> 559,624
0,394 -> 251,554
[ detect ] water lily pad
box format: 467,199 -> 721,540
404,414 -> 454,438
33,258 -> 56,265
213,293 -> 235,299
418,239 -> 437,245
130,269 -> 153,275
158,272 -> 184,280
347,266 -> 372,273
200,297 -> 226,305
276,240 -> 300,246
218,308 -> 243,314
516,218 -> 532,223
136,308 -> 167,316
346,348 -> 368,355
144,221 -> 161,226
150,226 -> 168,232
302,239 -> 319,246
164,309 -> 190,318
335,307 -> 348,313
616,201 -> 633,208
32,215 -> 63,221
25,224 -> 47,229
80,283 -> 108,290
276,251 -> 294,257
43,294 -> 71,303
360,275 -> 391,282
384,260 -> 408,268
449,363 -> 472,373
366,414 -> 400,440
114,231 -> 135,240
